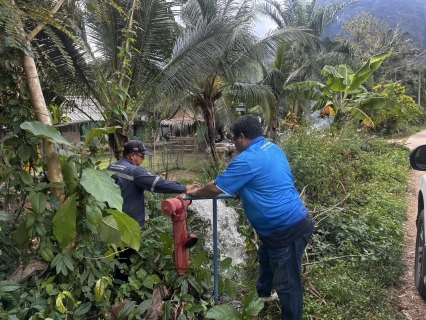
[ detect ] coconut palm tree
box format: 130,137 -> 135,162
257,0 -> 357,122
154,0 -> 314,163
0,0 -> 91,198
57,0 -> 180,159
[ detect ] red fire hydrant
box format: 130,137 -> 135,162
161,194 -> 198,275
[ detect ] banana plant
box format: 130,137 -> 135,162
284,52 -> 408,128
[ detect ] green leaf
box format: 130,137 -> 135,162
20,170 -> 33,185
220,257 -> 232,272
136,268 -> 147,279
322,65 -> 345,79
106,209 -> 141,251
99,215 -> 121,245
348,52 -> 391,92
181,279 -> 188,294
242,299 -> 264,318
62,253 -> 75,271
188,275 -> 202,294
205,305 -> 241,319
160,233 -> 174,246
242,291 -> 263,318
30,192 -> 47,214
74,302 -> 92,316
353,95 -> 407,114
53,194 -> 77,245
83,126 -> 120,149
11,222 -> 30,248
188,304 -> 206,312
46,283 -> 53,294
117,301 -> 136,319
86,204 -> 102,227
142,275 -> 154,289
0,281 -> 20,292
35,223 -> 47,236
56,293 -> 67,313
20,121 -> 71,146
286,90 -> 325,102
95,278 -> 106,301
180,294 -> 194,302
152,274 -> 161,284
0,167 -> 16,184
80,169 -> 123,211
137,299 -> 152,314
225,278 -> 237,300
193,251 -> 206,268
60,158 -> 78,189
163,300 -> 171,320
284,81 -> 325,91
18,144 -> 32,161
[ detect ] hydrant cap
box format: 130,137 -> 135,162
161,199 -> 179,216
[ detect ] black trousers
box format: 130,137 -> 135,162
114,247 -> 138,282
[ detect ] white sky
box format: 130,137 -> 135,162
254,16 -> 276,37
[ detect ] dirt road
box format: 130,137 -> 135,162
397,130 -> 426,319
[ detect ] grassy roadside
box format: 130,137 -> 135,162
278,128 -> 410,319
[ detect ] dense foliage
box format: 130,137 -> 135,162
0,0 -> 425,319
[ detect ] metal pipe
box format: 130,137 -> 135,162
213,197 -> 218,302
183,194 -> 234,302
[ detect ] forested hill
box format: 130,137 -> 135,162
317,0 -> 426,48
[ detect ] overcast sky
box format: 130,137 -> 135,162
254,15 -> 275,37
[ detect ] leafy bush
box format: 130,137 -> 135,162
372,82 -> 425,134
281,127 -> 409,318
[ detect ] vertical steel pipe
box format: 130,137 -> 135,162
183,194 -> 234,302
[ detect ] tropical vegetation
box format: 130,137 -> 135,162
1,0 -> 426,319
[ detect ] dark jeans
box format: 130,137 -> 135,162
256,230 -> 312,320
114,247 -> 138,282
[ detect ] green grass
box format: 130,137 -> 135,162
280,128 -> 409,319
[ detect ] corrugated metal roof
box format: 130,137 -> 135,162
55,97 -> 104,127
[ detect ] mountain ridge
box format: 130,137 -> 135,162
317,0 -> 426,48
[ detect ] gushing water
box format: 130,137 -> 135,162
188,199 -> 247,265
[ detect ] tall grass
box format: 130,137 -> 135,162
277,128 -> 409,319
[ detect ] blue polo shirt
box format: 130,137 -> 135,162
215,137 -> 308,237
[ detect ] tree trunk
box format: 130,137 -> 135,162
419,70 -> 421,106
202,101 -> 220,164
22,55 -> 64,200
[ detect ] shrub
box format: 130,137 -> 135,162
372,82 -> 425,134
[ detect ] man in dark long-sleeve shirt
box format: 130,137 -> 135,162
108,140 -> 199,227
108,140 -> 199,280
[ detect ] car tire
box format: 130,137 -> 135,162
415,210 -> 426,296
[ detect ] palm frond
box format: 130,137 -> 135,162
309,0 -> 357,36
255,0 -> 287,29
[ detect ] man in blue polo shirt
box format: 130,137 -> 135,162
187,115 -> 313,320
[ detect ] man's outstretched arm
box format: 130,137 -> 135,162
186,181 -> 222,197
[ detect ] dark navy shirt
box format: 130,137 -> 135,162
108,157 -> 186,227
215,137 -> 309,237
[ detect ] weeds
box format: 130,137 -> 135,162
282,128 -> 409,319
